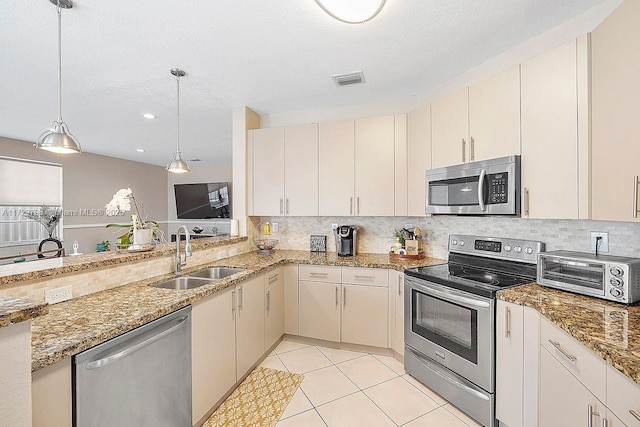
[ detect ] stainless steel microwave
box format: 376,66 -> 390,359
538,251 -> 640,304
425,156 -> 521,215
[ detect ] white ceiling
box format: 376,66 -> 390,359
0,0 -> 608,166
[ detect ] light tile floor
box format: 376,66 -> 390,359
259,338 -> 482,427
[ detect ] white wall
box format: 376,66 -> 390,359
0,321 -> 32,427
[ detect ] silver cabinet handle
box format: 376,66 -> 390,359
634,176 -> 639,219
268,273 -> 279,284
505,306 -> 511,338
310,272 -> 328,277
266,290 -> 271,311
477,168 -> 487,212
238,286 -> 243,310
630,410 -> 640,421
85,316 -> 188,370
343,286 -> 346,307
232,290 -> 236,314
470,136 -> 475,161
548,339 -> 577,362
286,198 -> 290,215
588,404 -> 600,427
524,187 -> 530,217
602,418 -> 608,427
279,198 -> 283,215
350,197 -> 353,215
356,197 -> 360,215
462,139 -> 466,163
335,286 -> 339,307
398,275 -> 402,296
354,275 -> 375,281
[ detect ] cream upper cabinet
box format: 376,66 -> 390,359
591,0 -> 640,222
235,275 -> 265,378
407,105 -> 431,216
252,127 -> 285,216
355,115 -> 396,216
284,124 -> 318,216
521,38 -> 585,219
395,114 -> 408,216
318,120 -> 355,216
431,87 -> 469,168
468,65 -> 521,162
265,268 -> 285,350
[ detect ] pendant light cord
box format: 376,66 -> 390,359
176,74 -> 180,153
57,1 -> 63,123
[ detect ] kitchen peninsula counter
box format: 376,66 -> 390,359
0,295 -> 48,327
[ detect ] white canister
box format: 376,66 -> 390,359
230,219 -> 239,236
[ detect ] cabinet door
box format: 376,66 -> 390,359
606,364 -> 640,427
191,287 -> 236,423
299,281 -> 341,342
388,270 -> 405,356
407,105 -> 431,217
539,347 -> 605,427
283,264 -> 299,335
395,114 -> 408,216
521,40 -> 579,219
252,127 -> 285,216
591,0 -> 640,222
319,120 -> 355,216
236,276 -> 265,378
431,87 -> 469,168
496,300 -> 524,427
468,65 -> 521,162
284,124 -> 318,216
354,116 -> 395,216
341,284 -> 388,348
265,269 -> 285,350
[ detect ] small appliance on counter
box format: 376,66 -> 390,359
538,251 -> 640,304
334,225 -> 359,256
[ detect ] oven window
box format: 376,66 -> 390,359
412,289 -> 478,364
429,176 -> 481,207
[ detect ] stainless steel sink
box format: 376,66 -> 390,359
188,266 -> 246,280
150,276 -> 214,290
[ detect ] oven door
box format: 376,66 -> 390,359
404,275 -> 494,392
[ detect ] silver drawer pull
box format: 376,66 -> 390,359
354,275 -> 374,280
634,176 -> 639,219
630,410 -> 640,421
310,272 -> 328,277
588,404 -> 600,427
548,339 -> 577,362
268,273 -> 279,283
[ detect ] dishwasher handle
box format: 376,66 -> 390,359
85,315 -> 189,370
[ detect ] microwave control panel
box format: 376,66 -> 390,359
488,173 -> 508,204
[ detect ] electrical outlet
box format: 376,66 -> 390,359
45,285 -> 72,304
590,231 -> 609,253
272,222 -> 279,233
405,223 -> 414,230
331,223 -> 338,231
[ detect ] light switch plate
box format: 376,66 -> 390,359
590,231 -> 609,253
272,222 -> 279,233
45,285 -> 72,304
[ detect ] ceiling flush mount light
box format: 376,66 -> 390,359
143,113 -> 156,119
136,148 -> 145,153
314,0 -> 386,24
166,68 -> 190,174
36,0 -> 81,154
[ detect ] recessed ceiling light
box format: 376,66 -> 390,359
143,113 -> 156,119
136,148 -> 145,153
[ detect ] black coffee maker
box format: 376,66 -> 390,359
334,225 -> 360,256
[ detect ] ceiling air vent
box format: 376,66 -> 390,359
332,71 -> 365,87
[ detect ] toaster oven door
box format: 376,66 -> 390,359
538,256 -> 606,298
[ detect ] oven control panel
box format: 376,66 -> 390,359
449,234 -> 545,264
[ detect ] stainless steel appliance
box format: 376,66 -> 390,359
538,251 -> 640,304
334,225 -> 359,256
404,235 -> 544,427
426,156 -> 521,215
74,306 -> 192,427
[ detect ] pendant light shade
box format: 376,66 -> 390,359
167,68 -> 190,174
314,0 -> 386,24
36,0 -> 81,154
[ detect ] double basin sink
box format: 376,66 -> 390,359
150,267 -> 246,290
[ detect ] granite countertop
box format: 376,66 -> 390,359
498,283 -> 640,386
31,250 -> 445,372
0,236 -> 247,287
0,296 -> 48,328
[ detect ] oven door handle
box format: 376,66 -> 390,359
477,168 -> 487,212
408,347 -> 490,401
409,279 -> 490,309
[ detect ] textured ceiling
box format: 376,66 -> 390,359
0,0 -> 608,166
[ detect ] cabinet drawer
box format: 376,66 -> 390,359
341,267 -> 388,287
298,265 -> 341,283
607,364 -> 640,426
540,316 -> 606,403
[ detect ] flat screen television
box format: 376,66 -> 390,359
174,182 -> 231,219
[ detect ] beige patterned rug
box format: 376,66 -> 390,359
204,367 -> 304,427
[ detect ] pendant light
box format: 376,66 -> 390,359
166,68 -> 190,174
36,0 -> 81,154
314,0 -> 386,24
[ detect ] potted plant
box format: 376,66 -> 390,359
105,188 -> 162,248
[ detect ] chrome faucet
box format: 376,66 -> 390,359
175,225 -> 192,274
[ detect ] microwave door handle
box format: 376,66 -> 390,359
478,169 -> 487,212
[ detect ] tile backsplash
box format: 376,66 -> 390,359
258,216 -> 640,260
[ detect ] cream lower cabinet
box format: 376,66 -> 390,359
341,284 -> 388,348
299,280 -> 341,342
192,287 -> 237,424
236,275 -> 266,379
265,268 -> 285,350
388,270 -> 405,356
32,358 -> 72,427
283,264 -> 299,335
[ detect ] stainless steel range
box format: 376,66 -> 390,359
404,234 -> 544,427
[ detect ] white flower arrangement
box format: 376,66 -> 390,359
105,188 -> 162,245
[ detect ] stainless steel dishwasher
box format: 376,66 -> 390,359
73,306 -> 192,427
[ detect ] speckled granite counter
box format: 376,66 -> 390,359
31,250 -> 445,371
498,283 -> 640,386
0,236 -> 247,287
0,295 -> 48,327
